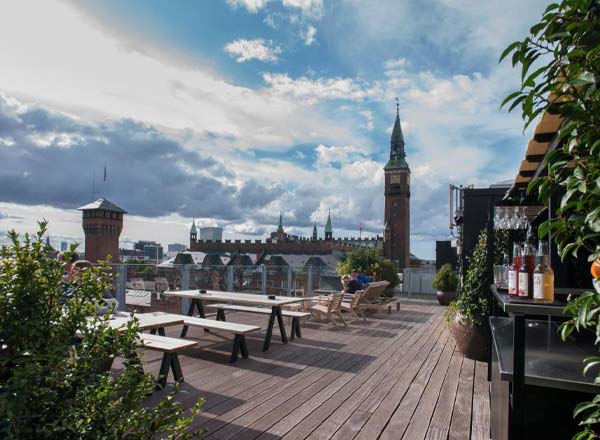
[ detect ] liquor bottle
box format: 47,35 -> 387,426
533,241 -> 554,303
518,243 -> 533,298
508,243 -> 521,296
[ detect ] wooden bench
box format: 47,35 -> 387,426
138,333 -> 198,389
206,304 -> 310,341
357,281 -> 401,315
179,316 -> 261,363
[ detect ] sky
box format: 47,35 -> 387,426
0,0 -> 550,259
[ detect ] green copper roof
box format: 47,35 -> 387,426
384,103 -> 409,170
325,210 -> 333,233
313,222 -> 317,234
278,212 -> 284,232
190,219 -> 197,234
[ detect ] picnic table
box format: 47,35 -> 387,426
107,311 -> 185,336
164,290 -> 306,351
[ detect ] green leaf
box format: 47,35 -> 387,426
571,71 -> 596,86
499,41 -> 521,63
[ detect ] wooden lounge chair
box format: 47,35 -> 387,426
341,290 -> 367,321
357,281 -> 401,314
309,293 -> 347,329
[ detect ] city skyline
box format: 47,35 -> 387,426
0,0 -> 549,259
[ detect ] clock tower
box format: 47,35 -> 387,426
384,100 -> 410,268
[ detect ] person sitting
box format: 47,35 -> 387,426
340,275 -> 351,293
356,271 -> 370,286
345,270 -> 363,294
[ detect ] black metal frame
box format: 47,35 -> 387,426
181,298 -> 209,337
290,317 -> 302,341
156,352 -> 184,390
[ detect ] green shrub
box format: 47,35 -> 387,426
432,263 -> 458,292
448,229 -> 508,326
337,249 -> 399,288
0,222 -> 203,439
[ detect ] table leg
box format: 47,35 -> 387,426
171,354 -> 184,382
157,327 -> 165,337
181,298 -> 208,337
240,335 -> 249,359
216,309 -> 226,321
263,307 -> 277,351
231,334 -> 242,363
157,353 -> 171,390
276,306 -> 288,344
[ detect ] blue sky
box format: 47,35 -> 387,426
0,0 -> 549,259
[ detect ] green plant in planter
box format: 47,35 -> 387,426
0,222 -> 203,439
447,228 -> 508,326
432,263 -> 458,292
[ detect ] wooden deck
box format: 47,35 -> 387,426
142,299 -> 490,439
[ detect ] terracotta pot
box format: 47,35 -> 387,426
436,290 -> 457,306
450,315 -> 489,362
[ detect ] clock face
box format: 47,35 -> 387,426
390,174 -> 401,184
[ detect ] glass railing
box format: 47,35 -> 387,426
104,263 -> 338,314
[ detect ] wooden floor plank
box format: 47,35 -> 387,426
283,311 -> 445,440
354,329 -> 450,440
379,335 -> 455,440
396,343 -> 457,440
425,352 -> 464,440
448,356 -> 476,440
471,361 -> 490,440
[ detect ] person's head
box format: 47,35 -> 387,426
341,275 -> 351,288
58,251 -> 79,278
350,269 -> 358,279
68,259 -> 92,281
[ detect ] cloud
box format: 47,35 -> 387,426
226,0 -> 269,13
224,38 -> 282,63
303,25 -> 317,46
384,57 -> 408,69
0,94 -> 286,220
282,0 -> 324,18
262,73 -> 382,103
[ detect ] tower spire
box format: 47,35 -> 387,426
324,209 -> 333,241
278,211 -> 283,232
385,99 -> 408,170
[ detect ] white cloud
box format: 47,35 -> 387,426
282,0 -> 324,18
224,38 -> 282,63
303,25 -> 317,46
226,0 -> 269,13
384,57 -> 408,69
358,110 -> 374,131
262,73 -> 382,103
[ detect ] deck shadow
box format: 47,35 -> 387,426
191,415 -> 282,439
383,311 -> 434,323
288,337 -> 347,350
245,345 -> 377,373
185,345 -> 305,378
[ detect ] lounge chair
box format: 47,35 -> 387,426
341,290 -> 367,321
357,281 -> 401,314
309,293 -> 347,329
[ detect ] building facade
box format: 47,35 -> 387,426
199,226 -> 223,241
383,102 -> 411,268
78,198 -> 126,264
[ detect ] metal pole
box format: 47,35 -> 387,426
261,264 -> 266,295
227,266 -> 234,291
287,266 -> 292,296
307,266 -> 313,297
180,265 -> 190,314
116,263 -> 126,311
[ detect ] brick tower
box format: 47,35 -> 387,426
384,100 -> 410,268
78,198 -> 126,263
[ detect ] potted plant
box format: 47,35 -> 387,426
432,263 -> 458,306
447,228 -> 508,361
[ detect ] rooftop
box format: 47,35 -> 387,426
133,299 -> 489,439
77,198 -> 127,213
